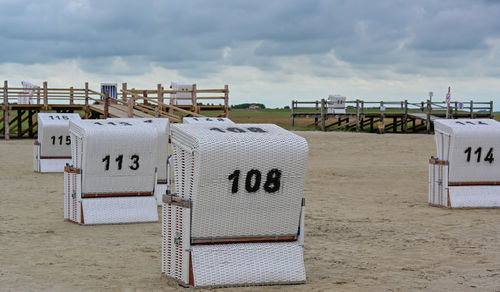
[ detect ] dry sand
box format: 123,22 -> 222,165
0,132 -> 499,291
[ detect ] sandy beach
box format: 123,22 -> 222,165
1,132 -> 499,291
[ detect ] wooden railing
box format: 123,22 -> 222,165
291,98 -> 494,132
1,80 -> 230,118
120,82 -> 229,117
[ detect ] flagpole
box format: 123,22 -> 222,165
446,86 -> 451,119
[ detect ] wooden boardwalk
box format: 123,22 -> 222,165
88,103 -> 151,118
408,113 -> 439,121
1,80 -> 230,139
291,99 -> 494,133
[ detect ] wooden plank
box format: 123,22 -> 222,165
191,235 -> 296,245
3,80 -> 9,140
17,109 -> 22,137
88,103 -> 152,118
43,81 -> 48,111
320,98 -> 325,131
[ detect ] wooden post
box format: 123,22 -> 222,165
122,83 -> 128,102
314,100 -> 319,126
426,99 -> 431,134
3,80 -> 9,140
192,84 -> 198,114
421,101 -> 424,112
69,87 -> 74,105
17,109 -> 22,137
84,82 -> 89,119
454,101 -> 458,118
169,95 -> 174,116
104,90 -> 109,119
224,85 -> 229,117
28,110 -> 34,137
320,98 -> 326,131
355,99 -> 360,132
127,96 -> 134,118
380,101 -> 385,126
490,101 -> 494,118
43,81 -> 48,111
154,85 -> 161,118
403,100 -> 408,133
155,105 -> 160,118
36,88 -> 40,105
470,100 -> 474,118
291,100 -> 295,127
446,102 -> 450,119
143,90 -> 148,106
157,83 -> 163,112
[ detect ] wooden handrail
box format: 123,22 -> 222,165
121,89 -> 204,117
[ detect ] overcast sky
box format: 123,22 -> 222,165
1,0 -> 499,107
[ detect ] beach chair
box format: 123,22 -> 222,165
34,113 -> 81,172
64,119 -> 159,224
162,123 -> 308,287
429,119 -> 500,207
327,94 -> 346,114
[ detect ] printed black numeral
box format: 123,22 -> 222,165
102,155 -> 110,171
263,169 -> 281,193
465,147 -> 471,162
245,169 -> 261,193
228,169 -> 282,194
228,170 -> 240,194
116,154 -> 123,170
50,135 -> 70,145
130,155 -> 140,170
474,147 -> 482,163
465,146 -> 494,164
102,154 -> 140,171
485,148 -> 494,163
210,127 -> 267,133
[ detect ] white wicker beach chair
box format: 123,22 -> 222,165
162,123 -> 308,287
64,119 -> 159,224
429,119 -> 500,207
20,80 -> 39,104
34,113 -> 81,172
327,94 -> 346,114
170,82 -> 193,106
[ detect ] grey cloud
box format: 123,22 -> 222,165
1,0 -> 500,78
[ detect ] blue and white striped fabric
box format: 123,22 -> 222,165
100,83 -> 118,100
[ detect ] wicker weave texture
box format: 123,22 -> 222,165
428,164 -> 448,206
171,123 -> 308,240
40,159 -> 72,172
37,113 -> 81,157
448,186 -> 500,207
162,202 -> 191,284
108,118 -> 169,181
64,171 -> 69,219
69,120 -> 158,194
183,117 -> 235,124
63,172 -> 81,223
191,242 -> 306,287
434,119 -> 500,183
81,197 -> 158,224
